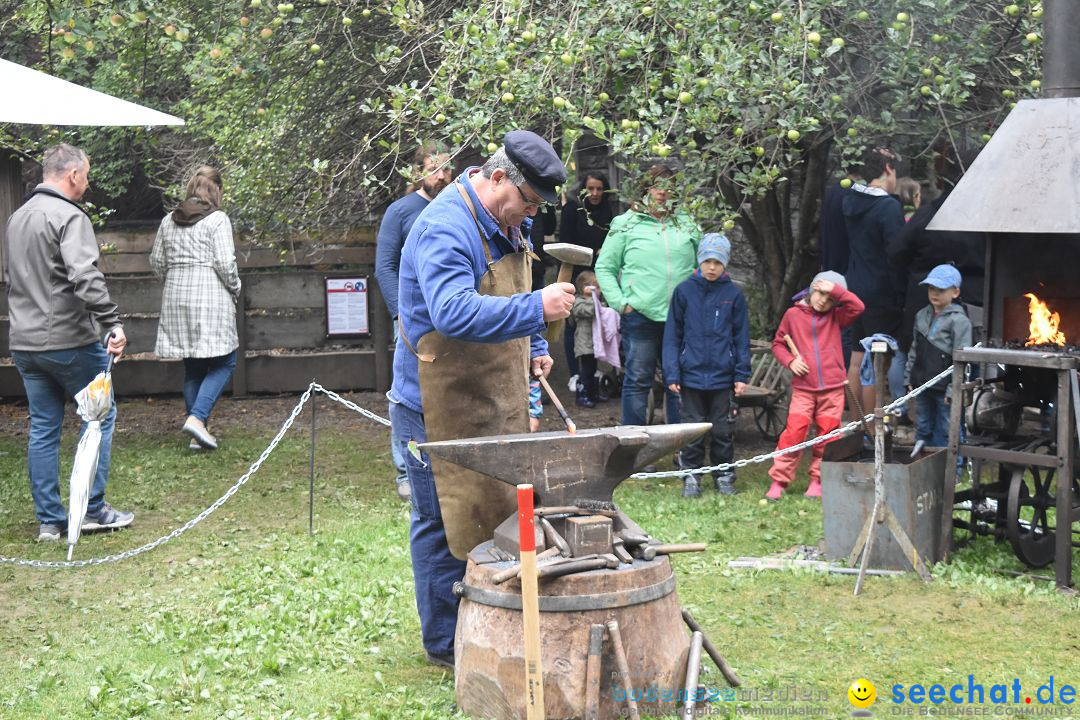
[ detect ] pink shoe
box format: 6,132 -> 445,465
804,480 -> 822,498
765,481 -> 786,501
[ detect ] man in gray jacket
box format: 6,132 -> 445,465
5,144 -> 133,541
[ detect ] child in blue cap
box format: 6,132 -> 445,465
904,263 -> 972,450
663,233 -> 751,497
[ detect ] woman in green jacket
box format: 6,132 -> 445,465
595,164 -> 701,426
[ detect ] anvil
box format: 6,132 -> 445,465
419,423 -> 711,509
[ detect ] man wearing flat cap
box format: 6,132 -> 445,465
388,130 -> 575,668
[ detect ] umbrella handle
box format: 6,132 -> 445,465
103,329 -> 117,374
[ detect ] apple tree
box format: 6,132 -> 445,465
1,0 -> 1043,323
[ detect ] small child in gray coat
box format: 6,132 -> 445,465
904,264 -> 972,448
571,271 -> 600,407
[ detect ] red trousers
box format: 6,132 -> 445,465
768,387 -> 845,487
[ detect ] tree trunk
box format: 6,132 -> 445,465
732,138 -> 833,329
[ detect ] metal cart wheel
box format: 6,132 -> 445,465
753,385 -> 790,441
1005,464 -> 1056,568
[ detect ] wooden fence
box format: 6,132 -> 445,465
0,226 -> 393,398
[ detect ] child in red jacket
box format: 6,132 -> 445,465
766,271 -> 864,500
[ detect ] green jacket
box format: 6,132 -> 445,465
594,209 -> 702,322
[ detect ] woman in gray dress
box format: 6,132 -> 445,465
150,166 -> 241,450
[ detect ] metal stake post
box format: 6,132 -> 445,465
309,380 -> 317,536
852,343 -> 932,595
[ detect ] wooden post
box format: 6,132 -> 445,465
369,280 -> 392,393
232,279 -> 248,397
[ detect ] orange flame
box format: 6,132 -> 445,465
1024,293 -> 1066,346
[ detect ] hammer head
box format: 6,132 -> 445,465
544,242 -> 592,267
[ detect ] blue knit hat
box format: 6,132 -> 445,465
698,233 -> 731,266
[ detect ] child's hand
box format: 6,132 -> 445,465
811,279 -> 835,294
789,357 -> 810,376
734,382 -> 747,396
668,383 -> 681,394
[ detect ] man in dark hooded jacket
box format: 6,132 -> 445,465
842,147 -> 906,414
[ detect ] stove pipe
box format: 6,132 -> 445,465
926,0 -> 1080,234
1043,0 -> 1080,99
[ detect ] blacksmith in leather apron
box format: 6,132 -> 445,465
389,130 -> 569,663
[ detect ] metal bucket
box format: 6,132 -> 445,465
453,541 -> 690,719
821,449 -> 948,570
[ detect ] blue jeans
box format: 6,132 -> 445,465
888,349 -> 908,414
389,397 -> 466,656
13,344 -> 115,526
915,390 -> 950,447
183,351 -> 237,423
388,395 -> 408,487
620,311 -> 680,426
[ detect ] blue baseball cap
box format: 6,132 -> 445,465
919,264 -> 962,289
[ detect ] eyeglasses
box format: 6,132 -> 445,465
516,184 -> 551,210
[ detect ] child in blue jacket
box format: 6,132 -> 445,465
663,233 -> 751,497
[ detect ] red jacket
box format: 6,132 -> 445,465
772,285 -> 864,392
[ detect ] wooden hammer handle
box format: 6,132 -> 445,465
783,334 -> 801,359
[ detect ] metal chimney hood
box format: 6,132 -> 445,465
929,0 -> 1080,234
927,98 -> 1080,234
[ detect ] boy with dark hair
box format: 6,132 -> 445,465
663,234 -> 751,497
766,271 -> 865,500
904,264 -> 972,449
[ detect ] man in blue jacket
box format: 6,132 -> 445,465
663,234 -> 751,497
388,131 -> 574,669
373,142 -> 452,502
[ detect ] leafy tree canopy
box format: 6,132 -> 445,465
1,0 -> 1043,318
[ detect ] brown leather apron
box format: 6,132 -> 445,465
412,182 -> 533,560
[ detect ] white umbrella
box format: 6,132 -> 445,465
67,356 -> 115,560
0,57 -> 184,126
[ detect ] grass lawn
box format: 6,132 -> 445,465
1,399 -> 1079,719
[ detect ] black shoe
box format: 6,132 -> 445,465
715,479 -> 739,496
576,391 -> 595,408
681,476 -> 702,498
425,650 -> 455,670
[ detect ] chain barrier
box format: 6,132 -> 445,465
628,365 -> 957,480
0,387 -> 316,568
2,367 -> 955,568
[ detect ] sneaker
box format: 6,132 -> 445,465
715,476 -> 739,495
189,438 -> 204,451
567,374 -> 579,394
36,523 -> 63,542
681,475 -> 702,499
396,478 -> 412,502
575,392 -> 596,408
81,503 -> 134,532
425,650 -> 455,670
183,415 -> 218,450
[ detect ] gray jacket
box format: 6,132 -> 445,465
904,302 -> 972,393
4,184 -> 121,351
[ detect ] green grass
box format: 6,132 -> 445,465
1,416 -> 1079,719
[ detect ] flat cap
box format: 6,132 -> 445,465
503,130 -> 566,205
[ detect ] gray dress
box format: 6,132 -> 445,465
150,210 -> 241,358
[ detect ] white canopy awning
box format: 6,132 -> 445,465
0,57 -> 184,126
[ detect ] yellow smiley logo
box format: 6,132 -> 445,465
848,678 -> 877,709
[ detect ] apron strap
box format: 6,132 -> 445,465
398,317 -> 436,363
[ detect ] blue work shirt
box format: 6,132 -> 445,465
374,190 -> 430,319
390,169 -> 548,414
